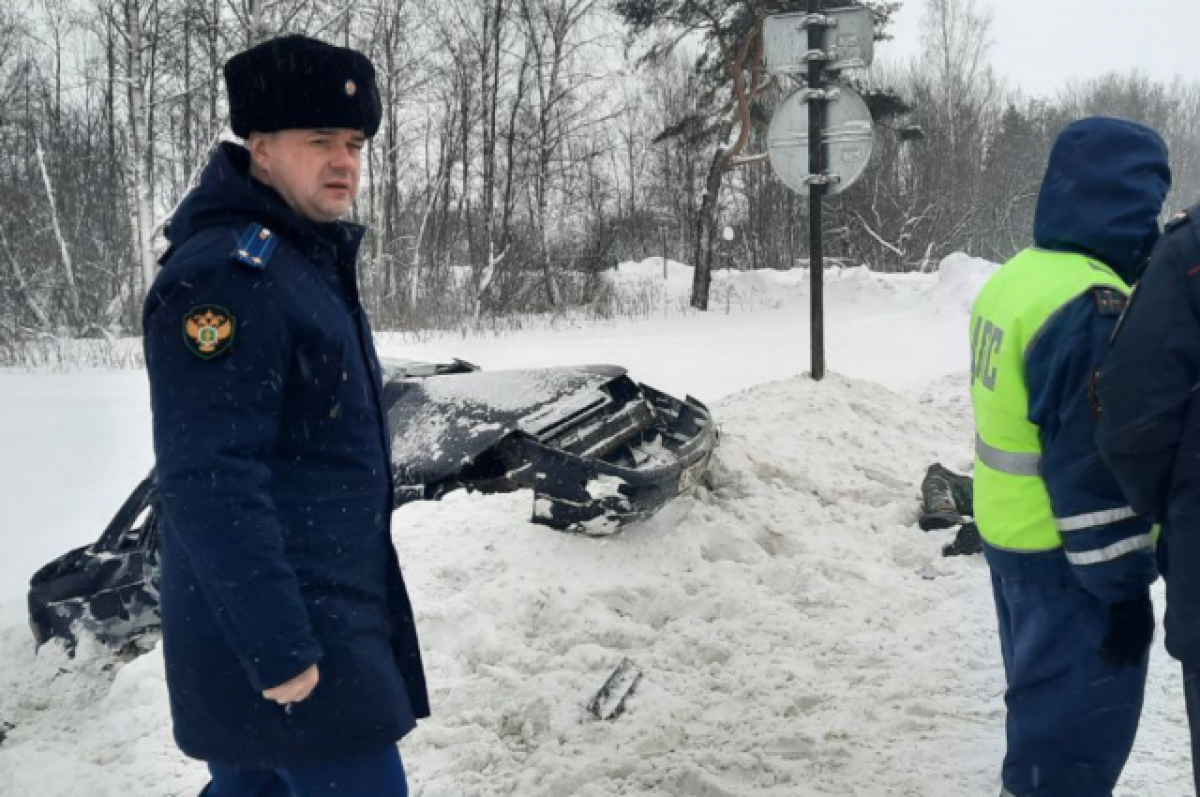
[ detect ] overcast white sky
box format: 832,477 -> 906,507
877,0 -> 1200,97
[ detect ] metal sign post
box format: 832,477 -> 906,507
763,4 -> 876,383
807,0 -> 826,381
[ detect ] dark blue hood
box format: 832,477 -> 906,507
165,142 -> 363,261
1034,117 -> 1171,282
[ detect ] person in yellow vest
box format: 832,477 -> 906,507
969,116 -> 1170,797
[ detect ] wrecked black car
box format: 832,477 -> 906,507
28,361 -> 717,650
381,360 -> 716,531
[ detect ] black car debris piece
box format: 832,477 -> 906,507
942,522 -> 982,557
916,463 -> 981,557
28,360 -> 717,651
27,474 -> 162,652
382,360 -> 717,533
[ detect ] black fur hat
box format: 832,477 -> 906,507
223,34 -> 382,139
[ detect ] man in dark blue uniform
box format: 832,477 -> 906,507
1097,198 -> 1200,793
143,34 -> 428,796
971,117 -> 1168,797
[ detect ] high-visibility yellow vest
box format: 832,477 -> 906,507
970,248 -> 1129,551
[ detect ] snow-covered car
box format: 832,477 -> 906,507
27,360 -> 717,650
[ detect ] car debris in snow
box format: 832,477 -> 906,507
587,657 -> 642,721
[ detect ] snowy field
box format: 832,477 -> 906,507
0,256 -> 1191,796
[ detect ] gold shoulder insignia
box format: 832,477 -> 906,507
183,305 -> 236,360
229,223 -> 278,269
1093,288 -> 1127,318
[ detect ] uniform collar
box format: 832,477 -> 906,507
309,218 -> 367,267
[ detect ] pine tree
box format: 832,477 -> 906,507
613,0 -> 901,309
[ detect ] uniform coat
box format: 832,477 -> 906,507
144,142 -> 429,769
973,117 -> 1169,797
1099,202 -> 1200,664
1097,200 -> 1200,793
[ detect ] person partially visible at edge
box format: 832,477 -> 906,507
968,116 -> 1170,797
142,34 -> 429,797
1096,191 -> 1200,792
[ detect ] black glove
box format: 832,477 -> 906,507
1099,595 -> 1155,666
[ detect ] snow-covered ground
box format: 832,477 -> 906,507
0,255 -> 1191,796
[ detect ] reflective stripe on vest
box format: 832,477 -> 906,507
975,433 -> 1040,477
970,249 -> 1129,552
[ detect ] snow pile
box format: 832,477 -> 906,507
918,253 -> 998,314
396,372 -> 988,796
607,258 -> 927,317
0,631 -> 198,796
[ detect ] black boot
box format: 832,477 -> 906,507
919,463 -> 965,531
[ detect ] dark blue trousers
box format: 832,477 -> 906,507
201,745 -> 408,797
1183,664 -> 1200,795
985,545 -> 1148,797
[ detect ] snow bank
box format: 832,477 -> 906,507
380,372 -> 989,796
919,253 -> 998,314
0,632 -> 200,796
608,258 -> 925,317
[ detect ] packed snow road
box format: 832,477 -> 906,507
0,257 -> 1189,795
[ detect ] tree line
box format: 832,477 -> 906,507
1,0 -> 1197,347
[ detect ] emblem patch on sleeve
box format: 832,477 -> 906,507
183,305 -> 235,360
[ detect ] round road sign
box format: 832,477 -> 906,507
767,84 -> 875,196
